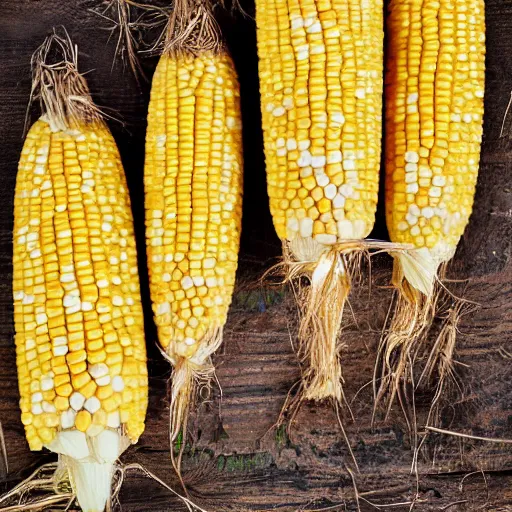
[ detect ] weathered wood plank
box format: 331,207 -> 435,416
0,0 -> 511,510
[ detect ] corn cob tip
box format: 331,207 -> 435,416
372,247 -> 453,415
0,433 -> 129,512
162,0 -> 222,55
69,462 -> 111,512
57,431 -> 125,512
373,251 -> 438,417
167,336 -> 220,441
170,360 -> 194,443
29,30 -> 102,133
373,282 -> 469,424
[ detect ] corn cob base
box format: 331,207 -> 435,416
374,255 -> 473,421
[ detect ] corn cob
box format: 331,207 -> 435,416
144,0 -> 243,460
11,33 -> 147,512
376,0 -> 485,411
256,0 -> 385,401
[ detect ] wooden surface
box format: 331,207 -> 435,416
0,1 -> 512,511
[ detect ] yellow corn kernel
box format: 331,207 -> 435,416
75,410 -> 91,432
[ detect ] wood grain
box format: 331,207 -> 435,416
0,0 -> 511,511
